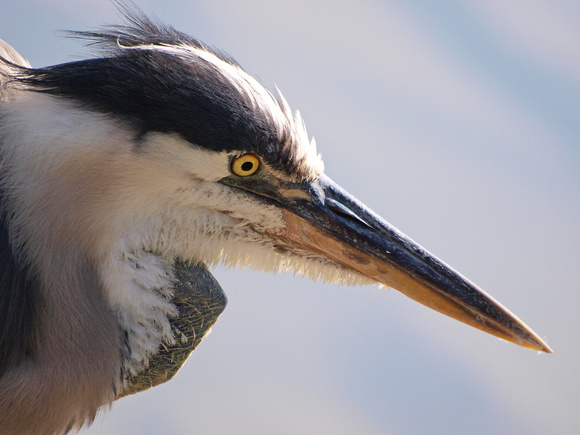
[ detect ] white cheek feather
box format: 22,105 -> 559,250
139,132 -> 232,181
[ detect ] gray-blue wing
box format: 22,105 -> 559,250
119,259 -> 227,397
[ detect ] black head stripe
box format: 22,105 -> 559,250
21,52 -> 281,156
14,12 -> 317,180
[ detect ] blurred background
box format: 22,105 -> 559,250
1,1 -> 578,434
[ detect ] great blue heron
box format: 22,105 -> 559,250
0,8 -> 551,435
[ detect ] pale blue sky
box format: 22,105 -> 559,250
1,1 -> 578,434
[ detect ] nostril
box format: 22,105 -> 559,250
328,203 -> 352,219
327,199 -> 373,230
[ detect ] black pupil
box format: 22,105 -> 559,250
241,161 -> 254,172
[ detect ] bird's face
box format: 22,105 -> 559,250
136,134 -> 548,353
8,17 -> 549,354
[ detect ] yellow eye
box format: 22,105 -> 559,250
231,153 -> 260,177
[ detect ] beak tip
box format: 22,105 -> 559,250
536,341 -> 553,354
514,332 -> 552,353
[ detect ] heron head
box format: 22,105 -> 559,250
5,13 -> 550,354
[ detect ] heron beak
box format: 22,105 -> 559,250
223,174 -> 552,353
